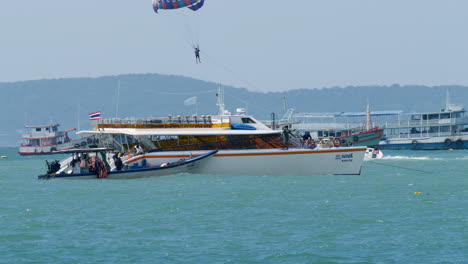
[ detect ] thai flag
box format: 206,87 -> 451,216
89,111 -> 101,120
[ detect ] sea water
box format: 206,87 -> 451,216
0,147 -> 466,264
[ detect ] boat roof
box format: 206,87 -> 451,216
78,128 -> 280,136
293,110 -> 405,118
336,110 -> 406,117
25,124 -> 61,128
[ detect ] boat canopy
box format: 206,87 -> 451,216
51,147 -> 113,154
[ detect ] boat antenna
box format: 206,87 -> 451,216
116,80 -> 121,118
283,96 -> 288,113
77,99 -> 81,131
216,86 -> 226,115
445,87 -> 451,111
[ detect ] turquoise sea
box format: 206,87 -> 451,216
0,147 -> 466,264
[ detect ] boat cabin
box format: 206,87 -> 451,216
21,124 -> 74,147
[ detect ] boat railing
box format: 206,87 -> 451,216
384,131 -> 463,139
378,117 -> 468,129
99,116 -> 218,125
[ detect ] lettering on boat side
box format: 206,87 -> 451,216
335,153 -> 353,162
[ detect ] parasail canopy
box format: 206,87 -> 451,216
153,0 -> 205,13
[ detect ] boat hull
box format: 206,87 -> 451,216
132,147 -> 366,176
379,136 -> 468,150
340,128 -> 384,147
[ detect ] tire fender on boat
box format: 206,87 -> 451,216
411,140 -> 418,146
333,138 -> 341,147
444,138 -> 452,146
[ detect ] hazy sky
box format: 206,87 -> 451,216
1,1 -> 468,91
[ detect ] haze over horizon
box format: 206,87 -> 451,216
1,1 -> 468,91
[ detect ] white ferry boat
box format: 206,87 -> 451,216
378,89 -> 468,150
19,124 -> 96,155
71,109 -> 365,176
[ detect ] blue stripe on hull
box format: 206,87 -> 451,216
379,140 -> 468,150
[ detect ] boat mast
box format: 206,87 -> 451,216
365,101 -> 373,130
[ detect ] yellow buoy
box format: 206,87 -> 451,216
1,156 -> 7,159
414,192 -> 423,195
448,149 -> 454,151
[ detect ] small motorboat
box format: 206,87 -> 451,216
38,149 -> 218,180
364,148 -> 384,161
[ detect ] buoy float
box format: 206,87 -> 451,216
448,149 -> 454,151
414,192 -> 423,195
1,156 -> 7,159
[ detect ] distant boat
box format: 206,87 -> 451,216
377,89 -> 468,150
19,124 -> 97,155
290,104 -> 385,148
376,88 -> 468,150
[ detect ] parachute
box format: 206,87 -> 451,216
153,0 -> 205,13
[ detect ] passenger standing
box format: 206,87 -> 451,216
282,126 -> 293,150
113,152 -> 123,171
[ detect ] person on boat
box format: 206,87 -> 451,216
80,153 -> 88,173
113,152 -> 123,171
194,45 -> 201,64
282,126 -> 293,150
134,145 -> 144,155
302,132 -> 311,143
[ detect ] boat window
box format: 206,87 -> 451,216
241,118 -> 256,124
440,113 -> 450,119
428,114 -> 439,120
440,126 -> 450,132
53,127 -> 58,132
36,128 -> 41,132
318,131 -> 323,137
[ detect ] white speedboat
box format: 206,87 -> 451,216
364,148 -> 384,161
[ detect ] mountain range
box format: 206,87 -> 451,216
1,73 -> 467,146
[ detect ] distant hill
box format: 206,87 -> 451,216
1,73 -> 467,146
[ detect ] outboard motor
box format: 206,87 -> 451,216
46,160 -> 61,174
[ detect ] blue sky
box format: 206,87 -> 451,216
1,1 -> 468,91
